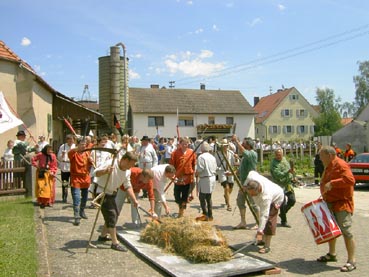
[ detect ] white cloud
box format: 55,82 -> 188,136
187,1 -> 193,5
249,17 -> 262,27
212,24 -> 220,31
194,28 -> 203,34
129,69 -> 140,79
131,53 -> 142,59
278,4 -> 286,11
164,50 -> 224,77
21,37 -> 31,46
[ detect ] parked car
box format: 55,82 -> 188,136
348,153 -> 369,184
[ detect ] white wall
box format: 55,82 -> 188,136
131,113 -> 255,139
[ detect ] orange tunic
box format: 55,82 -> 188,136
68,148 -> 92,189
170,148 -> 196,185
320,156 -> 355,213
119,167 -> 155,201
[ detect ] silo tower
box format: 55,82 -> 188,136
98,43 -> 129,136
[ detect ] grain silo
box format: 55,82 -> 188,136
98,43 -> 129,136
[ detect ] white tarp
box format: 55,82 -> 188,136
0,91 -> 24,134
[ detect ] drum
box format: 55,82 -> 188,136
301,199 -> 341,244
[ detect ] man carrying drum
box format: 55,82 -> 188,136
317,146 -> 356,272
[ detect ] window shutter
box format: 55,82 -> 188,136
278,126 -> 281,134
289,109 -> 293,117
291,126 -> 295,133
269,126 -> 273,134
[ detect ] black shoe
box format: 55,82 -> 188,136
40,204 -> 45,209
97,235 -> 112,242
73,218 -> 80,226
80,211 -> 88,219
111,243 -> 128,252
281,222 -> 291,228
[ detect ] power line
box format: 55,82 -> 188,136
174,24 -> 369,86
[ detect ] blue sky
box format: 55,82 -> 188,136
1,0 -> 368,106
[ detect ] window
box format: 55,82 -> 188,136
148,116 -> 164,127
297,125 -> 307,134
283,125 -> 294,134
289,94 -> 299,100
226,117 -> 234,125
296,109 -> 306,117
208,116 -> 215,124
269,125 -> 279,134
178,116 -> 194,127
281,109 -> 292,117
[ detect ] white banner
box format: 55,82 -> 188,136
0,91 -> 24,134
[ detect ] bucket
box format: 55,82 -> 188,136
301,199 -> 341,244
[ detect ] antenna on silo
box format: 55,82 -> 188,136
81,84 -> 91,102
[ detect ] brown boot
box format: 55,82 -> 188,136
178,208 -> 184,218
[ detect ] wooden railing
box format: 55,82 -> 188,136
0,160 -> 26,195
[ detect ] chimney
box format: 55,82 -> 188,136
200,83 -> 206,90
150,84 -> 160,89
254,96 -> 260,106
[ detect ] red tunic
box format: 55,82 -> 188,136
68,148 -> 92,189
119,167 -> 155,201
320,156 -> 355,213
170,148 -> 196,185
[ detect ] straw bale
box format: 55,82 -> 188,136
140,217 -> 232,263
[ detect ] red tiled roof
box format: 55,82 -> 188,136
253,88 -> 293,124
341,117 -> 353,126
0,40 -> 34,73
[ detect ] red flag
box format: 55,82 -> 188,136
63,117 -> 77,136
113,114 -> 124,136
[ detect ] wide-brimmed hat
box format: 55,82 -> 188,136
220,138 -> 229,146
16,130 -> 26,137
141,135 -> 150,141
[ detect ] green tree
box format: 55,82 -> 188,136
353,60 -> 369,115
313,87 -> 342,136
339,101 -> 356,118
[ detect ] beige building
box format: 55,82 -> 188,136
254,87 -> 318,143
0,40 -> 108,155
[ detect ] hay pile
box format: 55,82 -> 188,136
140,217 -> 232,263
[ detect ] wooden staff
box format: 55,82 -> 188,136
220,146 -> 259,226
86,148 -> 119,253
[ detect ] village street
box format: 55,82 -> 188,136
36,179 -> 369,277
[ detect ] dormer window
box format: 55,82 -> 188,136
289,94 -> 299,100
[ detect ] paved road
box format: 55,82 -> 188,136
36,178 -> 369,276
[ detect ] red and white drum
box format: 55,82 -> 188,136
301,199 -> 341,244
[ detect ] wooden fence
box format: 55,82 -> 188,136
0,160 -> 26,196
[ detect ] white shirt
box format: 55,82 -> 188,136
164,144 -> 175,159
138,143 -> 158,169
196,152 -> 217,194
93,158 -> 132,195
57,143 -> 75,172
245,170 -> 284,233
151,164 -> 171,202
3,148 -> 14,162
216,149 -> 235,183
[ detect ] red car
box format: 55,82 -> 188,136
348,153 -> 369,184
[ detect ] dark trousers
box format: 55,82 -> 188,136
279,190 -> 296,223
314,166 -> 324,185
174,184 -> 190,208
199,192 -> 213,218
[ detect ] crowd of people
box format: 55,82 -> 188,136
0,130 -> 358,272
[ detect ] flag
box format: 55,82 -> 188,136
113,114 -> 124,136
176,107 -> 180,140
63,117 -> 77,136
0,91 -> 24,134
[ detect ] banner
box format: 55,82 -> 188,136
113,114 -> 124,136
0,91 -> 24,134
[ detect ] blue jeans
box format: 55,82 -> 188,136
71,187 -> 88,217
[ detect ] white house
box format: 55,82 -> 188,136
128,86 -> 256,140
